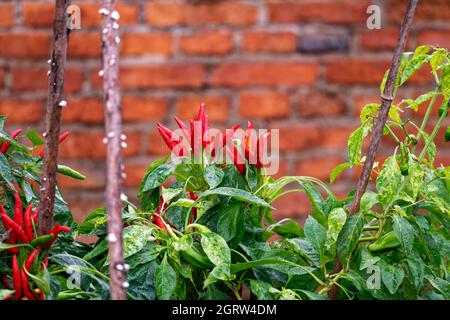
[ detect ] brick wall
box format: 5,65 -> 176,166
0,0 -> 449,223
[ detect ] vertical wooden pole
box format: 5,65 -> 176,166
101,0 -> 127,300
329,0 -> 419,299
38,0 -> 71,236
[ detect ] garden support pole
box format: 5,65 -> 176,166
38,0 -> 71,236
348,0 -> 419,216
101,1 -> 127,300
329,0 -> 419,299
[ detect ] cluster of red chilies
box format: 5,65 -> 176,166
157,104 -> 270,174
1,193 -> 70,300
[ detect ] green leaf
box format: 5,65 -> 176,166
26,130 -> 44,146
300,182 -> 327,226
388,105 -> 402,124
0,289 -> 14,300
422,131 -> 436,163
122,225 -> 156,259
441,64 -> 450,99
325,208 -> 347,250
304,216 -> 326,253
359,247 -> 380,270
141,164 -> 174,193
201,232 -> 231,266
379,260 -> 405,295
217,204 -> 244,242
272,220 -> 304,238
161,187 -> 182,203
376,156 -> 402,206
0,116 -> 6,130
0,154 -> 15,189
445,126 -> 450,142
360,191 -> 379,211
249,280 -> 275,300
406,255 -> 425,290
204,165 -> 224,189
336,213 -> 364,267
360,103 -> 380,125
330,162 -> 351,184
83,238 -> 108,261
154,255 -> 177,300
425,275 -> 449,299
400,53 -> 429,85
286,238 -> 320,267
392,215 -> 414,253
198,187 -> 272,209
348,126 -> 367,165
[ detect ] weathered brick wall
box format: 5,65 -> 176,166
0,0 -> 449,223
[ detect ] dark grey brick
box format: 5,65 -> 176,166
298,35 -> 350,53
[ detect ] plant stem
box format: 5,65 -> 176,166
418,100 -> 449,161
385,124 -> 401,144
38,0 -> 71,236
412,88 -> 440,153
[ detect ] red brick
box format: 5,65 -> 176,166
211,62 -> 318,87
295,156 -> 344,181
359,29 -> 413,51
180,31 -> 233,55
146,2 -> 257,26
268,1 -> 370,24
175,95 -> 231,122
23,2 -> 139,27
326,58 -> 389,85
124,163 -> 148,188
243,31 -> 296,53
0,3 -> 14,27
0,68 -> 4,89
119,65 -> 205,89
11,68 -> 83,93
0,100 -> 43,124
59,131 -> 141,159
239,92 -> 290,119
68,32 -> 101,58
0,33 -> 50,59
62,98 -> 104,124
121,33 -> 173,56
122,96 -> 168,122
59,165 -> 104,190
297,91 -> 346,117
388,0 -> 450,23
418,30 -> 450,50
319,126 -> 355,149
273,192 -> 311,218
278,125 -> 321,151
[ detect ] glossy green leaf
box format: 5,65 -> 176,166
26,130 -> 44,146
201,232 -> 231,266
325,208 -> 347,250
141,164 -> 174,192
376,156 -> 402,206
330,162 -> 351,184
198,187 -> 272,209
392,215 -> 414,253
379,261 -> 405,295
204,165 -> 224,189
154,255 -> 177,300
336,213 -> 364,266
304,216 -> 326,253
0,154 -> 15,189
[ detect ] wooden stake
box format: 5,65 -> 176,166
101,0 -> 127,300
38,0 -> 71,236
329,0 -> 419,299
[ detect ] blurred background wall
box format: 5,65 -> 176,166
0,0 -> 449,223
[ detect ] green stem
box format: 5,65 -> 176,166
385,124 -> 401,144
412,88 -> 439,153
418,101 -> 448,161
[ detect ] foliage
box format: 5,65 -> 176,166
1,45 -> 449,300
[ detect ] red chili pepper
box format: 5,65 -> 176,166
20,269 -> 35,300
174,116 -> 190,141
39,131 -> 70,158
1,213 -> 29,243
0,129 -> 23,154
188,190 -> 198,222
2,206 -> 19,252
3,294 -> 13,300
152,215 -> 167,231
157,123 -> 177,151
23,205 -> 34,241
24,247 -> 41,272
13,192 -> 23,227
12,255 -> 22,300
45,223 -> 70,246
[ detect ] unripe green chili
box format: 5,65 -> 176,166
30,234 -> 54,247
57,165 -> 86,180
180,243 -> 214,269
368,231 -> 401,252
